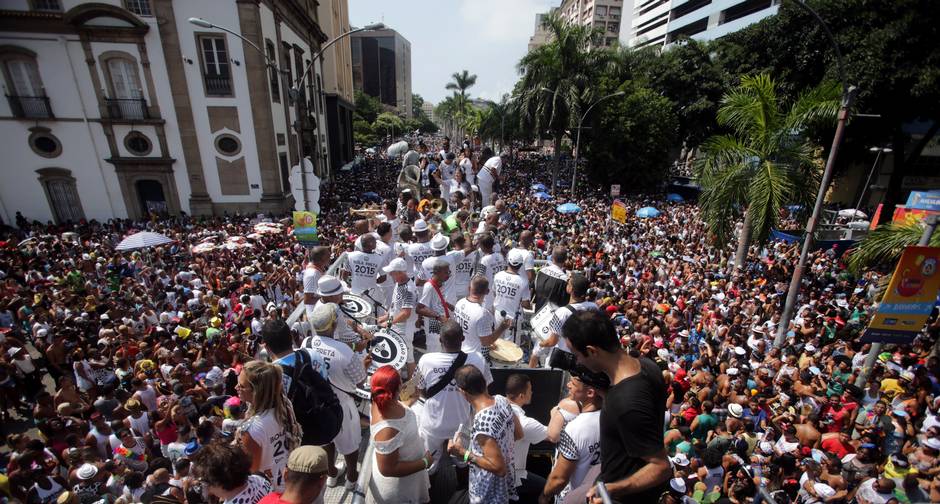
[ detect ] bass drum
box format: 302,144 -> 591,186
341,293 -> 374,321
354,329 -> 410,415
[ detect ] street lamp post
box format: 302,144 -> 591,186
571,91 -> 624,199
188,18 -> 383,211
773,0 -> 858,348
853,146 -> 892,215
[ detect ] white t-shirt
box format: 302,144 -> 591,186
314,300 -> 358,346
240,410 -> 290,491
301,335 -> 367,394
389,280 -> 418,338
419,280 -> 447,336
549,301 -> 599,353
460,158 -> 474,185
416,351 -> 492,440
440,160 -> 457,180
454,298 -> 494,354
346,250 -> 384,295
509,247 -> 536,275
492,270 -> 529,318
556,410 -> 601,500
407,242 -> 434,274
302,266 -> 322,304
451,249 -> 477,300
378,214 -> 401,241
511,403 -> 547,487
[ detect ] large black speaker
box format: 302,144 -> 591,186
489,367 -> 565,425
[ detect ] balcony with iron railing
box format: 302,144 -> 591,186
6,95 -> 53,119
205,74 -> 232,96
105,97 -> 149,120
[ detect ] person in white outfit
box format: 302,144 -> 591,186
477,156 -> 502,207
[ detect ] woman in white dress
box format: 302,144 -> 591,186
236,360 -> 301,492
367,365 -> 431,504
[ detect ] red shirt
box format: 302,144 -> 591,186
259,493 -> 294,504
820,436 -> 855,459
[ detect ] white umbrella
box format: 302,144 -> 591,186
115,231 -> 173,251
838,209 -> 867,219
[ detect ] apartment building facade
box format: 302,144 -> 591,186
317,0 -> 354,174
557,0 -> 625,47
629,0 -> 780,48
350,27 -> 411,118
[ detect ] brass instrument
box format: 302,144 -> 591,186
428,198 -> 446,215
349,206 -> 382,217
463,211 -> 480,229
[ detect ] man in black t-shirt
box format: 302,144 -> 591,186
561,311 -> 671,504
533,246 -> 570,311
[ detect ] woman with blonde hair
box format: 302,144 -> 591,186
236,360 -> 301,492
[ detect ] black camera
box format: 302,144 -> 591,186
547,348 -> 610,390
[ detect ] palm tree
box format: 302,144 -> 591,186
848,217 -> 940,274
695,73 -> 840,269
446,70 -> 477,106
517,13 -> 609,194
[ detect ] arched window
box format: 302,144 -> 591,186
0,46 -> 51,118
37,168 -> 85,224
101,53 -> 147,120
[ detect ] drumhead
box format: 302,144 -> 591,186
490,339 -> 523,363
367,330 -> 408,373
341,294 -> 373,319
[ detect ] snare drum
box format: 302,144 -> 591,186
341,293 -> 373,321
489,338 -> 524,364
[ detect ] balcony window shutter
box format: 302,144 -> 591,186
7,59 -> 42,96
108,59 -> 142,99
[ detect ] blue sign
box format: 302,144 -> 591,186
906,190 -> 940,211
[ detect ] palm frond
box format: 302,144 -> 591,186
784,80 -> 841,132
747,161 -> 794,243
847,219 -> 940,274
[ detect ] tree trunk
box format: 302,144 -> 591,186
552,135 -> 562,196
734,208 -> 752,270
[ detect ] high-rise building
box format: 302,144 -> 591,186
421,101 -> 435,123
528,10 -> 556,51
629,0 -> 781,48
0,0 -> 329,223
318,0 -> 355,173
350,28 -> 412,118
557,0 -> 625,47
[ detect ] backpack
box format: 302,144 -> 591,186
282,349 -> 342,446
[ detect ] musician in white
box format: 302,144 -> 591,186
313,276 -> 372,351
417,258 -> 451,353
302,246 -> 330,318
346,233 -> 387,299
492,250 -> 532,346
453,276 -> 511,363
378,258 -> 418,377
478,155 -> 502,207
407,220 -> 433,286
419,234 -> 458,300
416,320 -> 492,474
450,233 -> 477,302
539,376 -> 603,504
537,274 -> 598,366
378,200 -> 400,241
509,230 -> 537,284
301,302 -> 369,491
475,234 -> 506,311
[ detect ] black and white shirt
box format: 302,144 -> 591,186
556,410 -> 601,500
390,280 -> 417,338
469,395 -> 517,504
223,474 -> 270,504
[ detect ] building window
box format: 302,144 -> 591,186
28,128 -> 62,158
215,134 -> 241,156
198,35 -> 232,96
123,0 -> 152,16
124,131 -> 152,156
103,56 -> 148,120
29,0 -> 61,11
2,52 -> 53,119
37,168 -> 84,224
266,40 -> 279,103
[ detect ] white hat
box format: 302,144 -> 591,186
6,346 -> 22,357
310,303 -> 337,333
657,348 -> 669,361
805,344 -> 816,352
727,367 -> 739,376
728,403 -> 744,418
316,275 -> 345,297
481,205 -> 499,218
506,249 -> 525,267
383,257 -> 410,274
77,463 -> 98,480
430,233 -> 450,251
925,437 -> 940,451
100,313 -> 110,321
669,478 -> 687,494
670,453 -> 690,467
678,329 -> 690,338
413,219 -> 429,233
734,346 -> 746,356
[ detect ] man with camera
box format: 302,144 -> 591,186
561,310 -> 671,504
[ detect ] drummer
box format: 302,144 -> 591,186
302,302 -> 368,491
313,276 -> 372,352
417,258 -> 451,353
492,250 -> 531,347
346,233 -> 388,302
377,258 -> 418,378
454,276 -> 512,365
419,234 -> 458,301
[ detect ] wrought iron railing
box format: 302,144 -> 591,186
6,95 -> 53,119
105,97 -> 149,120
205,75 -> 232,96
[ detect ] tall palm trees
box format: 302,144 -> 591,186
696,73 -> 840,269
446,70 -> 477,104
437,70 -> 479,140
516,13 -> 608,194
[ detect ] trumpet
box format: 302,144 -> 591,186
428,198 -> 446,215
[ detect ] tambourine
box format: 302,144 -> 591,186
489,338 -> 523,363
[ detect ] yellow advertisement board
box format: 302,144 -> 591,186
862,246 -> 940,343
292,211 -> 319,246
611,200 -> 627,224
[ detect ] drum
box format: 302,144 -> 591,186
341,293 -> 373,321
354,329 -> 409,401
490,339 -> 523,364
529,303 -> 558,342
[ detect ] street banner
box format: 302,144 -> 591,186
906,190 -> 940,212
611,184 -> 621,197
861,246 -> 940,344
292,211 -> 319,246
611,199 -> 627,224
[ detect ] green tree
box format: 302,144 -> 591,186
516,12 -> 609,193
446,70 -> 477,104
354,90 -> 382,124
848,218 -> 940,274
412,93 -> 426,119
373,112 -> 405,139
353,118 -> 377,146
696,73 -> 839,269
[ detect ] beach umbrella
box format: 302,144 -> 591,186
115,231 -> 173,251
534,191 -> 551,200
636,207 -> 661,218
666,193 -> 684,202
838,209 -> 867,219
531,183 -> 547,191
556,203 -> 581,214
361,191 -> 381,202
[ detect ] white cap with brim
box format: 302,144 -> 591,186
506,248 -> 525,267
669,478 -> 687,494
316,275 -> 345,297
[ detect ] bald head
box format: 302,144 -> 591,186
354,219 -> 369,235
520,230 -> 534,247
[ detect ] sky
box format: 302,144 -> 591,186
348,0 -> 599,106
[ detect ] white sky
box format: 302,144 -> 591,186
348,0 -> 630,107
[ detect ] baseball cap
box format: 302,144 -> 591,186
383,257 -> 409,274
506,249 -> 525,267
288,446 -> 329,474
316,275 -> 345,297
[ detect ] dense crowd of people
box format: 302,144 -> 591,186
0,133 -> 938,504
